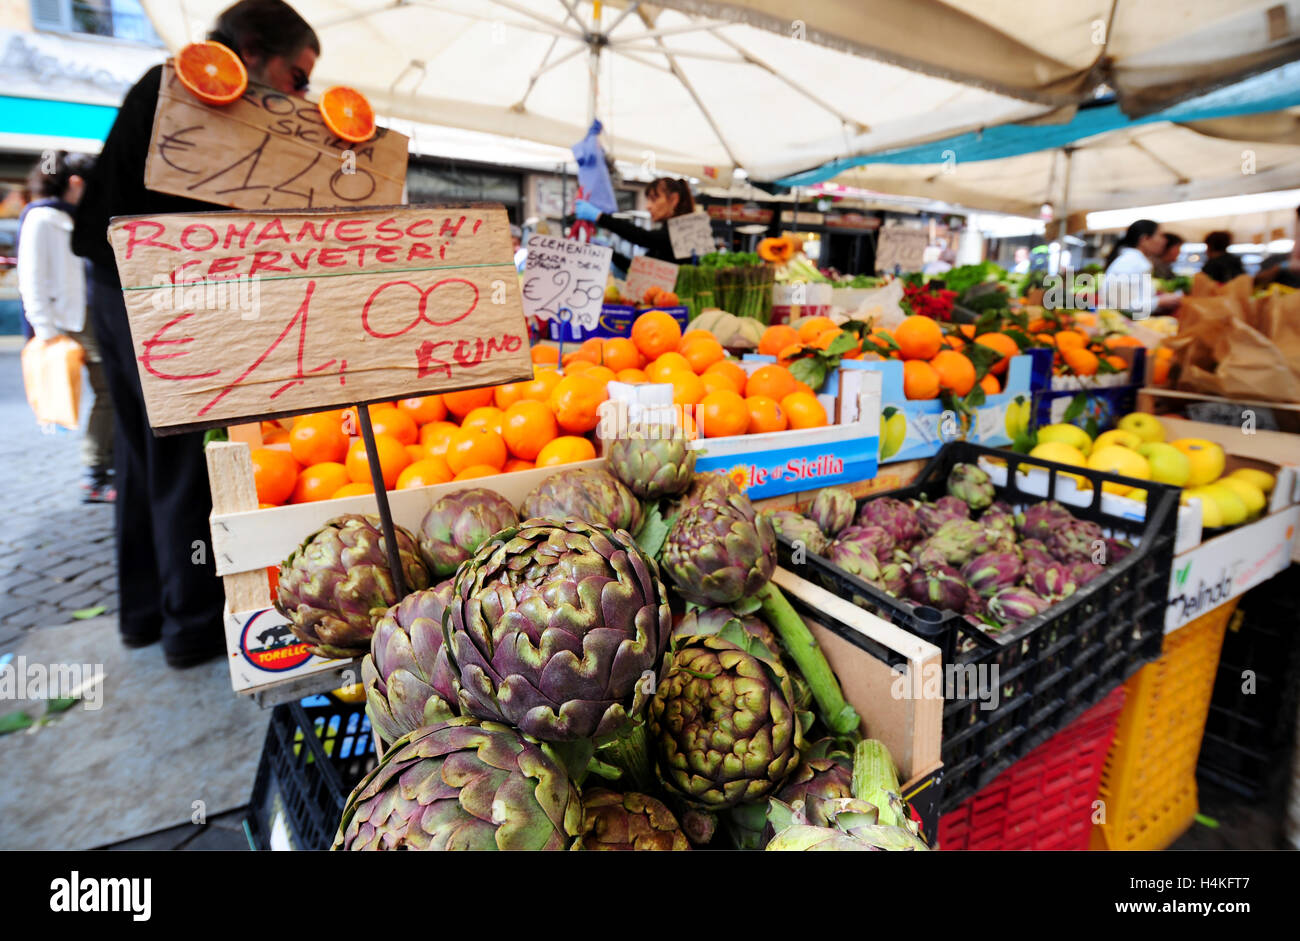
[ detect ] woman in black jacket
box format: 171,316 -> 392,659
575,177 -> 697,270
72,0 -> 320,668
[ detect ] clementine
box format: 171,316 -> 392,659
345,434 -> 410,489
535,436 -> 597,467
699,390 -> 750,438
903,360 -> 941,400
502,400 -> 559,460
291,462 -> 350,504
445,426 -> 507,474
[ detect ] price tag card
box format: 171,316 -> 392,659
667,211 -> 716,260
108,204 -> 531,433
874,228 -> 929,274
520,234 -> 612,328
625,256 -> 679,305
145,63 -> 408,211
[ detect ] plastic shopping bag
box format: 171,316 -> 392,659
21,335 -> 84,430
571,120 -> 618,214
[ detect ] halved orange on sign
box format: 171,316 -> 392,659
175,41 -> 248,106
318,86 -> 376,143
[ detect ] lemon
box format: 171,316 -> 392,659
1201,484 -> 1249,526
1228,467 -> 1275,494
1087,444 -> 1151,496
1182,488 -> 1223,527
1036,422 -> 1093,456
332,683 -> 367,704
1216,477 -> 1266,516
1170,438 -> 1226,487
1025,441 -> 1089,489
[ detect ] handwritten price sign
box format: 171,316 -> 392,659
145,63 -> 408,212
667,212 -> 716,260
625,256 -> 679,305
874,228 -> 928,274
520,234 -> 612,329
108,204 -> 532,433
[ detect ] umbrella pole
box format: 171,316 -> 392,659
1058,147 -> 1074,263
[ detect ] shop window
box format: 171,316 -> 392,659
30,0 -> 162,45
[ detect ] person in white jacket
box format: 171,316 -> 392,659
17,153 -> 115,502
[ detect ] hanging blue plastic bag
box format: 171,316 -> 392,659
571,120 -> 618,214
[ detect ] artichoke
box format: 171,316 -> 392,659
1045,518 -> 1105,563
960,551 -> 1024,598
919,518 -> 984,568
362,580 -> 460,745
1018,538 -> 1055,569
606,424 -> 696,500
773,740 -> 854,828
417,488 -> 519,579
878,559 -> 912,597
650,634 -> 803,811
1025,561 -> 1077,601
276,514 -> 431,659
662,494 -> 776,607
520,467 -> 643,534
987,586 -> 1048,624
444,517 -> 671,742
827,538 -> 882,584
857,497 -> 922,549
763,510 -> 830,556
1105,537 -> 1134,565
578,789 -> 691,851
1069,560 -> 1105,585
808,487 -> 857,539
1016,500 -> 1076,542
906,564 -> 970,611
833,524 -> 895,561
916,496 -> 970,536
333,718 -> 582,851
667,471 -> 743,519
982,500 -> 1016,522
672,606 -> 779,657
947,462 -> 995,511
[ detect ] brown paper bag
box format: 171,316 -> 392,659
1190,272 -> 1218,297
1169,294 -> 1300,402
21,336 -> 84,429
1256,291 -> 1300,382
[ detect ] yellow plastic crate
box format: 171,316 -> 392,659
1091,600 -> 1236,851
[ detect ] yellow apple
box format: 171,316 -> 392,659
1170,438 -> 1226,487
1216,477 -> 1266,516
1117,412 -> 1165,443
1182,488 -> 1223,527
1137,442 -> 1191,487
1036,423 -> 1093,456
1087,445 -> 1151,495
1093,429 -> 1143,452
1228,467 -> 1275,494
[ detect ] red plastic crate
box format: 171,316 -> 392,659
939,685 -> 1127,850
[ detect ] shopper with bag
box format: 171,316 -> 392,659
71,0 -> 320,668
17,153 -> 116,503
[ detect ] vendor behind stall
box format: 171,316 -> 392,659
574,177 -> 695,270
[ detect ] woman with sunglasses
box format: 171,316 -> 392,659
71,0 -> 320,669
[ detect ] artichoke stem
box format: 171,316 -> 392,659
757,583 -> 860,735
852,739 -> 903,828
596,722 -> 655,792
548,739 -> 595,787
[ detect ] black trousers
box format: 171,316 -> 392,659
87,263 -> 226,653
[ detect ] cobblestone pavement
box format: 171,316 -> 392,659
0,349 -> 117,644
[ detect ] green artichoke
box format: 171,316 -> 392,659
663,494 -> 776,607
520,467 -> 643,533
671,606 -> 779,656
650,634 -> 802,811
606,424 -> 696,500
361,580 -> 460,745
809,486 -> 857,538
445,518 -> 671,742
773,740 -> 855,828
763,510 -> 830,556
417,488 -> 519,579
333,718 -> 582,850
276,514 -> 431,659
665,471 -> 743,520
577,789 -> 691,851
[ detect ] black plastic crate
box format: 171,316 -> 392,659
1197,568 -> 1300,800
246,695 -> 379,851
775,441 -> 1179,811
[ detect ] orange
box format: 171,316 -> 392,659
746,395 -> 788,433
291,461 -> 349,504
647,352 -> 692,382
792,378 -> 815,397
667,370 -> 706,407
535,436 -> 597,467
979,373 -> 1001,395
397,457 -> 454,490
250,448 -> 299,506
318,86 -> 376,143
631,310 -> 682,360
492,382 -> 527,410
520,367 -> 563,403
616,368 -> 649,384
702,371 -> 740,396
931,350 -> 976,396
796,316 -> 836,344
396,396 -> 447,426
563,338 -> 604,367
894,315 -> 943,361
600,337 -> 642,372
583,365 -> 618,386
1103,335 -> 1143,350
369,406 -> 418,445
776,343 -> 804,367
973,332 -> 1019,375
289,413 -> 348,466
262,426 -> 290,446
759,324 -> 799,358
564,359 -> 596,374
446,426 -> 507,474
865,327 -> 897,356
345,434 -> 411,489
332,481 -> 374,499
531,345 -> 560,365
1152,348 -> 1174,385
745,363 -> 798,401
502,400 -> 559,461
175,41 -> 248,106
548,374 -> 608,433
704,359 -> 748,393
1062,346 -> 1099,376
1034,333 -> 1057,347
699,390 -> 750,438
813,327 -> 859,356
1104,354 -> 1127,371
940,333 -> 965,351
454,464 -> 502,481
957,324 -> 977,340
903,360 -> 941,400
781,391 -> 828,429
503,458 -> 535,473
405,444 -> 430,464
680,336 -> 726,374
443,387 -> 495,418
419,421 -> 460,456
680,329 -> 713,345
1055,330 -> 1088,351
462,406 -> 505,436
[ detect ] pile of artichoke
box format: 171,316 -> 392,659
277,422 -> 918,851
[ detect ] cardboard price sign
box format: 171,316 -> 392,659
667,212 -> 716,260
874,228 -> 928,274
625,256 -> 679,304
145,63 -> 408,212
520,234 -> 612,329
108,204 -> 531,433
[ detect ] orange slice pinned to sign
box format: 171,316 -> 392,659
318,86 -> 376,143
175,41 -> 248,106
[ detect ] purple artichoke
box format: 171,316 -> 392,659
878,559 -> 912,596
764,510 -> 830,556
964,591 -> 989,617
961,552 -> 1024,598
906,564 -> 970,611
947,462 -> 995,511
857,497 -> 923,548
606,423 -> 696,500
362,580 -> 460,745
916,496 -> 971,536
828,538 -> 882,584
276,514 -> 432,659
983,500 -> 1016,522
922,518 -> 985,567
772,743 -> 854,829
1045,519 -> 1105,564
833,524 -> 895,560
809,487 -> 857,538
417,488 -> 519,578
444,518 -> 671,742
972,520 -> 1018,555
667,471 -> 743,519
521,467 -> 643,533
663,494 -> 776,607
578,789 -> 691,851
1069,561 -> 1105,586
1018,539 -> 1055,569
672,606 -> 779,657
1016,501 -> 1076,542
987,586 -> 1048,624
1105,537 -> 1134,565
1025,562 -> 1077,601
